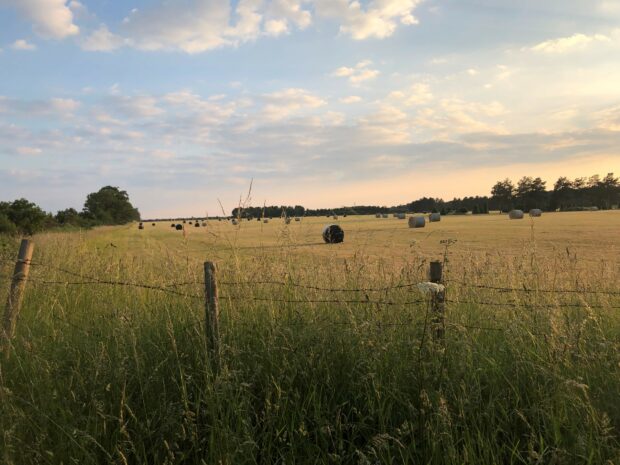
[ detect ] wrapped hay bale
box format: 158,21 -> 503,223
396,213 -> 406,220
175,224 -> 183,231
508,209 -> 524,219
322,224 -> 344,244
529,209 -> 542,217
375,213 -> 381,218
408,216 -> 425,228
429,213 -> 441,222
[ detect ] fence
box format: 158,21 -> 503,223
2,239 -> 620,360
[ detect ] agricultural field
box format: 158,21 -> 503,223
1,211 -> 619,464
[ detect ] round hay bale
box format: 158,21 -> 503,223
529,209 -> 542,217
263,219 -> 269,223
175,224 -> 183,231
194,222 -> 200,227
232,219 -> 238,225
138,223 -> 144,230
332,215 -> 338,220
375,213 -> 381,218
381,214 -> 388,219
285,218 -> 291,224
508,209 -> 524,219
295,217 -> 301,222
322,224 -> 344,244
183,220 -> 186,224
170,223 -> 175,228
202,222 -> 207,227
396,213 -> 406,220
408,216 -> 425,228
429,213 -> 441,222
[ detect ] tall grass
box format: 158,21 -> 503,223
0,227 -> 619,464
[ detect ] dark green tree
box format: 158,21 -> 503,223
491,179 -> 515,212
0,199 -> 48,235
82,186 -> 140,225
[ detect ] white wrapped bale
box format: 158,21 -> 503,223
508,209 -> 524,219
408,216 -> 425,228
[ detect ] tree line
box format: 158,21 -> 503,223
230,172 -> 619,217
0,186 -> 140,235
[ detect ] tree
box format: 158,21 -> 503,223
0,212 -> 17,235
551,176 -> 573,211
599,172 -> 620,209
491,179 -> 515,212
0,198 -> 48,235
516,176 -> 547,211
55,208 -> 88,227
82,186 -> 140,225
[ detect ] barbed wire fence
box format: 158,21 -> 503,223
1,239 -> 619,359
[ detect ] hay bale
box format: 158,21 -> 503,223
396,213 -> 406,220
408,216 -> 425,228
175,224 -> 183,231
332,215 -> 338,220
138,223 -> 144,230
202,222 -> 207,227
322,224 -> 344,244
382,214 -> 388,219
508,209 -> 524,219
263,219 -> 269,223
285,218 -> 291,224
170,223 -> 175,228
194,222 -> 200,227
295,217 -> 301,222
232,219 -> 238,225
375,213 -> 381,218
529,209 -> 542,217
429,213 -> 441,222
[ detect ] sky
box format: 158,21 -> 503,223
1,0 -> 619,218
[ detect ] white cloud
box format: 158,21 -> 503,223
261,88 -> 326,120
264,19 -> 289,36
339,96 -> 362,104
530,33 -> 611,53
80,25 -> 125,52
3,0 -> 79,39
314,0 -> 422,40
16,146 -> 42,155
332,60 -> 380,85
10,39 -> 37,51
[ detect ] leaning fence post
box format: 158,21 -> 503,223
204,261 -> 220,368
429,261 -> 445,339
2,239 -> 35,352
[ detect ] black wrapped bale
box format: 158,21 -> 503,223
195,222 -> 200,227
171,223 -> 175,228
175,224 -> 183,231
322,224 -> 344,244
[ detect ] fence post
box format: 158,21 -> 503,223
429,261 -> 445,340
204,261 -> 220,368
2,239 -> 35,352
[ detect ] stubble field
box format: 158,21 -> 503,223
1,211 -> 619,464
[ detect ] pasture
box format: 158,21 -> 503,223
1,211 -> 619,464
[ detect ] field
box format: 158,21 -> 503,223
1,211 -> 619,464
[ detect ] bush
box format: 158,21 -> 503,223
0,212 -> 17,235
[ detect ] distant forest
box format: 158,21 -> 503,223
232,173 -> 620,218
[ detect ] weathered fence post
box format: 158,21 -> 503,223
429,261 -> 445,340
2,239 -> 35,352
204,261 -> 220,368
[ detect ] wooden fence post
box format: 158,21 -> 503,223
204,261 -> 220,368
2,239 -> 35,352
429,261 -> 445,340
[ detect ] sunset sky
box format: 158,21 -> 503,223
1,0 -> 619,217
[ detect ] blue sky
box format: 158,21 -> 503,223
1,0 -> 619,217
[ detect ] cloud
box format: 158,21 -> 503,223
261,88 -> 326,120
339,96 -> 362,104
10,39 -> 37,51
530,32 -> 611,53
314,0 -> 422,39
16,146 -> 42,155
80,25 -> 125,51
332,60 -> 380,85
2,0 -> 79,39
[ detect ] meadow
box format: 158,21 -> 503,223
1,211 -> 619,464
